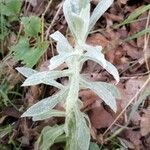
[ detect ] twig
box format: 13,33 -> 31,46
102,77 -> 150,137
45,2 -> 63,40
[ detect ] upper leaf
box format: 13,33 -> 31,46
89,0 -> 114,31
63,0 -> 90,43
81,44 -> 106,68
50,31 -> 73,53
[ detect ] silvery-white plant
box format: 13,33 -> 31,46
17,0 -> 120,149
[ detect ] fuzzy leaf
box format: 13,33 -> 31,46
49,52 -> 76,70
21,88 -> 68,117
50,31 -> 73,52
16,67 -> 37,78
39,125 -> 64,150
80,77 -> 117,112
82,44 -> 106,67
21,16 -> 41,37
63,0 -> 90,42
74,107 -> 90,150
89,0 -> 114,31
22,70 -> 71,88
66,109 -> 90,150
63,0 -> 77,39
33,110 -> 66,121
105,61 -> 120,83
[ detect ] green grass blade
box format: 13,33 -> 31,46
114,4 -> 150,28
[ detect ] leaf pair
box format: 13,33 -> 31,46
63,0 -> 114,43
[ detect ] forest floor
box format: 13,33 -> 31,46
0,0 -> 150,149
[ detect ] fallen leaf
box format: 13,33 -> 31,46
141,106 -> 150,136
87,33 -> 109,48
89,105 -> 114,129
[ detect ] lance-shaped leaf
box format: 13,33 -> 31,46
49,52 -> 76,70
39,125 -> 64,150
33,109 -> 66,121
66,108 -> 90,150
81,44 -> 106,67
63,0 -> 90,42
50,31 -> 73,53
33,110 -> 66,121
16,67 -> 37,78
105,61 -> 120,84
89,0 -> 114,31
22,70 -> 71,88
21,88 -> 68,117
80,77 -> 117,112
63,0 -> 77,39
74,107 -> 90,150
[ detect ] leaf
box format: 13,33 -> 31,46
74,107 -> 90,150
89,142 -> 100,150
39,125 -> 64,150
82,44 -> 106,67
105,61 -> 120,83
89,0 -> 114,31
33,110 -> 66,121
49,52 -> 76,70
66,108 -> 90,150
125,28 -> 150,41
141,105 -> 150,136
1,0 -> 21,17
80,77 -> 117,112
114,4 -> 150,28
11,37 -> 48,68
16,67 -> 37,78
63,0 -> 90,42
21,88 -> 68,117
50,31 -> 73,52
22,70 -> 71,88
97,82 -> 120,99
63,0 -> 77,39
21,16 -> 41,37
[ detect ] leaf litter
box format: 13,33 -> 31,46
0,0 -> 150,149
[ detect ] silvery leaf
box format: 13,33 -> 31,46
33,110 -> 66,121
63,0 -> 77,39
74,107 -> 90,150
80,77 -> 117,112
49,52 -> 76,70
22,70 -> 71,88
50,31 -> 73,52
96,82 -> 120,99
39,125 -> 64,150
81,44 -> 106,67
89,0 -> 114,31
16,67 -> 37,78
105,61 -> 120,83
21,88 -> 68,117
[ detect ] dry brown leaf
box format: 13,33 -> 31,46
141,106 -> 150,136
87,33 -> 109,48
89,105 -> 114,129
